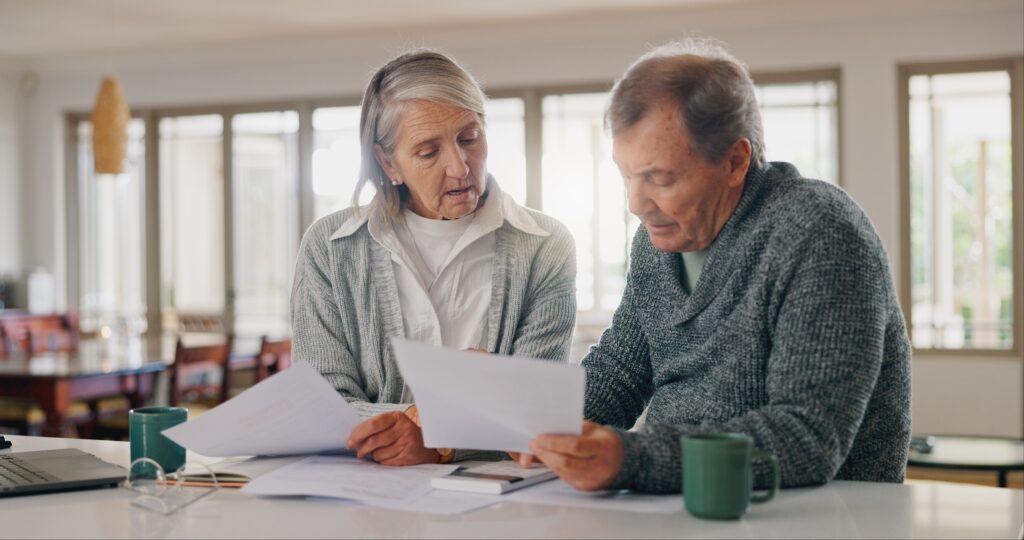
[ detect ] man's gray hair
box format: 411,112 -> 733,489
606,38 -> 766,168
355,49 -> 487,216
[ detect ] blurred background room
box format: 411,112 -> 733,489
0,0 -> 1020,487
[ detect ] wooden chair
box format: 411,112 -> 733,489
0,325 -> 8,358
176,313 -> 226,334
0,313 -> 76,354
91,335 -> 234,440
256,336 -> 292,382
0,312 -> 90,436
169,336 -> 234,408
26,327 -> 78,353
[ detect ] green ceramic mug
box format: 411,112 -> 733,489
129,407 -> 187,478
681,433 -> 780,520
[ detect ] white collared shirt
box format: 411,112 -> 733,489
329,180 -> 546,354
392,206 -> 491,350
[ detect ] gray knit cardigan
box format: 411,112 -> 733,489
290,195 -> 577,428
584,162 -> 913,493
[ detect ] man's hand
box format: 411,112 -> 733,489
346,411 -> 440,466
528,421 -> 624,491
508,452 -> 540,467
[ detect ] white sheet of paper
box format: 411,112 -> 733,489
186,455 -> 306,480
506,479 -> 683,514
242,455 -> 499,514
391,339 -> 584,453
162,362 -> 361,457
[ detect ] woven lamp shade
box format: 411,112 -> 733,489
91,77 -> 131,174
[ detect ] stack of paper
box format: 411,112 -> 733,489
162,362 -> 361,457
391,339 -> 585,453
159,344 -> 601,515
242,456 -> 503,515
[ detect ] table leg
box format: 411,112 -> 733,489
37,381 -> 71,437
127,373 -> 155,409
998,470 -> 1007,488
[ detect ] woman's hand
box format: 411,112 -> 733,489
346,411 -> 440,466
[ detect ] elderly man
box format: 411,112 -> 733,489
527,39 -> 912,493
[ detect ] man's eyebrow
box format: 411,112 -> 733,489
635,166 -> 673,178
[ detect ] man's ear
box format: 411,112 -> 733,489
725,138 -> 752,187
374,144 -> 399,183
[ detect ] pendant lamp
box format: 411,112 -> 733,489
91,77 -> 130,174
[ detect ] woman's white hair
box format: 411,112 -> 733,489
355,49 -> 487,218
606,37 -> 766,168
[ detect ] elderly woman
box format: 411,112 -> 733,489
291,50 -> 576,466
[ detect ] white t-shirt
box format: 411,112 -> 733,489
400,209 -> 475,288
373,193 -> 503,355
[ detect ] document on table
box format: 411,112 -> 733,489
506,479 -> 683,514
242,455 -> 503,515
177,455 -> 307,487
391,339 -> 584,453
162,362 -> 361,457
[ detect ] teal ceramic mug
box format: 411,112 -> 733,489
129,407 -> 187,478
681,433 -> 780,520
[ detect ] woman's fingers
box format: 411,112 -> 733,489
354,424 -> 403,459
347,413 -> 400,450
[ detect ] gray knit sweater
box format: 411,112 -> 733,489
291,191 -> 577,449
584,162 -> 912,494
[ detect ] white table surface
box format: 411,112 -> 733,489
1,435 -> 1021,540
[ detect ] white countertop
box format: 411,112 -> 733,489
1,435 -> 1021,539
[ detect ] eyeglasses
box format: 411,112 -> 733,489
125,458 -> 221,515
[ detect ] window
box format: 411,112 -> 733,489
159,115 -> 225,330
484,97 -> 527,205
68,73 -> 845,343
542,92 -> 637,316
540,78 -> 840,319
902,60 -> 1022,352
232,111 -> 299,336
312,106 -> 366,220
75,119 -> 147,332
754,71 -> 840,184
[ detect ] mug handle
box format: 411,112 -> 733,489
750,450 -> 779,504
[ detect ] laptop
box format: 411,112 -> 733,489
0,448 -> 126,497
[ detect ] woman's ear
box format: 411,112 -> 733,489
374,143 -> 400,184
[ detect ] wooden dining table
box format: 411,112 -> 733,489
0,336 -> 167,437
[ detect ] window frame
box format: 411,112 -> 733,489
65,71 -> 846,338
897,57 -> 1024,358
751,67 -> 843,187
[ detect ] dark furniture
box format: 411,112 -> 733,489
908,434 -> 1024,488
169,337 -> 234,407
0,311 -> 78,354
0,337 -> 165,437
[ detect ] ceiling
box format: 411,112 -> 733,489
0,0 -> 740,60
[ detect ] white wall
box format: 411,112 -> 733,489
0,69 -> 21,276
15,0 -> 1024,436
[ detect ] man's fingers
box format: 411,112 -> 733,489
530,434 -> 598,458
531,446 -> 589,475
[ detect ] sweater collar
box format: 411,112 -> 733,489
666,162 -> 777,325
